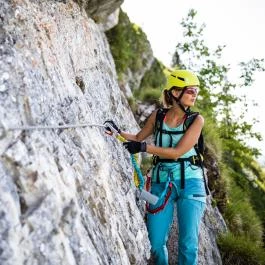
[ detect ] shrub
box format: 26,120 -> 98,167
106,9 -> 151,85
127,97 -> 138,113
224,177 -> 263,243
218,233 -> 265,265
139,58 -> 167,90
138,88 -> 162,104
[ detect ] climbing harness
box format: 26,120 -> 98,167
0,120 -> 159,205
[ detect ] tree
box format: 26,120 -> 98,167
172,9 -> 264,168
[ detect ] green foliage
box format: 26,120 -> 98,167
201,113 -> 223,158
107,9 -> 265,261
224,176 -> 263,243
139,58 -> 167,90
239,58 -> 265,87
127,96 -> 138,113
140,155 -> 153,175
133,58 -> 167,104
106,10 -> 151,84
173,9 -> 265,260
218,233 -> 265,265
173,8 -> 265,182
137,88 -> 162,104
173,10 -> 264,166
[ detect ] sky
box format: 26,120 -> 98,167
122,0 -> 265,164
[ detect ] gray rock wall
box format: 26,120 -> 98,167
0,0 -> 228,264
0,0 -> 150,264
74,0 -> 124,22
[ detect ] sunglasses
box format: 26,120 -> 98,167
184,87 -> 199,95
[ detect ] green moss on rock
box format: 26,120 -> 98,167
139,58 -> 167,90
106,9 -> 151,80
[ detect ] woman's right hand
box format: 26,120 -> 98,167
104,120 -> 121,135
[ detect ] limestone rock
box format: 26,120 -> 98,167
74,0 -> 124,23
0,0 -> 228,264
0,0 -> 150,264
106,10 -> 154,94
99,8 -> 120,32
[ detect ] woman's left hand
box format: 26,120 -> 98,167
123,141 -> 147,154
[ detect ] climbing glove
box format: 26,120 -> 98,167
104,120 -> 121,134
123,141 -> 147,154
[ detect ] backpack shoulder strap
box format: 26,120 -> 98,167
184,111 -> 200,129
184,111 -> 204,154
184,111 -> 208,194
154,108 -> 169,146
154,108 -> 168,132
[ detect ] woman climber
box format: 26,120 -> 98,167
105,69 -> 207,265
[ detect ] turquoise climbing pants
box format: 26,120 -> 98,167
147,178 -> 206,265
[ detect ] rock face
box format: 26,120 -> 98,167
0,0 -> 227,264
74,0 -> 124,22
105,10 -> 154,97
0,1 -> 150,264
122,57 -> 154,97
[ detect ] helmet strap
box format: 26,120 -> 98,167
170,88 -> 190,114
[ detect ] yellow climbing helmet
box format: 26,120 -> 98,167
164,70 -> 200,90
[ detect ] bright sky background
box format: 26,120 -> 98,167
122,0 -> 265,164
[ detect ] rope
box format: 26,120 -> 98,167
115,134 -> 145,190
131,155 -> 145,190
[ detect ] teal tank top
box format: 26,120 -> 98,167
152,121 -> 203,182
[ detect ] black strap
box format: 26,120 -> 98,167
193,146 -> 210,195
154,108 -> 169,146
152,156 -> 201,188
169,134 -> 173,148
153,156 -> 201,166
171,90 -> 189,114
183,112 -> 199,130
180,160 -> 185,189
160,129 -> 185,135
159,128 -> 162,147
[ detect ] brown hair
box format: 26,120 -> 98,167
162,87 -> 183,108
162,90 -> 173,108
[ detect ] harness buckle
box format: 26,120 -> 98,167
152,155 -> 158,165
192,155 -> 200,165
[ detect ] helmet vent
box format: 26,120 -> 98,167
177,77 -> 185,81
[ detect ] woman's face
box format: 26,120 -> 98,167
172,86 -> 199,107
